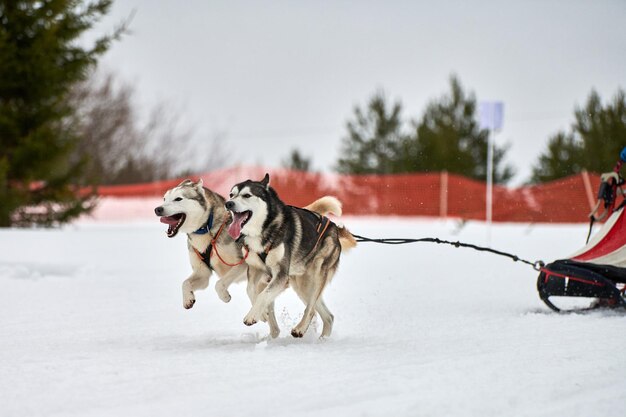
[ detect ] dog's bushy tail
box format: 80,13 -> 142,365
305,195 -> 356,252
304,196 -> 342,217
338,226 -> 357,252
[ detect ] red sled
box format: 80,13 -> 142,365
537,151 -> 626,312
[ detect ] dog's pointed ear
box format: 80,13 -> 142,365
177,179 -> 193,187
196,179 -> 206,196
261,173 -> 270,189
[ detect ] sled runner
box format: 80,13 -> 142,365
537,148 -> 626,312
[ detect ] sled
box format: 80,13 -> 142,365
537,149 -> 626,312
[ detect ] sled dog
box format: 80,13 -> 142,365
225,174 -> 356,338
155,179 -> 250,309
155,179 -> 343,338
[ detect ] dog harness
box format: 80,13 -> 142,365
312,215 -> 331,252
191,213 -> 249,270
251,214 -> 332,264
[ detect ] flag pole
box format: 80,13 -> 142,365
486,128 -> 494,246
480,101 -> 503,247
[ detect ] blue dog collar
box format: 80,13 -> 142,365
193,210 -> 214,235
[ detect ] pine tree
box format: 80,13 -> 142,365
0,0 -> 122,226
530,132 -> 582,183
336,92 -> 405,174
403,76 -> 513,183
335,78 -> 513,183
530,90 -> 626,183
282,149 -> 311,172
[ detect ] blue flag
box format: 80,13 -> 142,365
479,101 -> 504,131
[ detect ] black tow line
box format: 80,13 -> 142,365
352,234 -> 545,271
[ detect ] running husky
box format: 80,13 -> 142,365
155,179 -> 342,338
155,179 -> 249,309
225,174 -> 356,338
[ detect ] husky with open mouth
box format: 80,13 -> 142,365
155,178 -> 343,338
155,179 -> 251,310
226,174 -> 356,338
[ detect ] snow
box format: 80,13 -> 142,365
1,217 -> 625,417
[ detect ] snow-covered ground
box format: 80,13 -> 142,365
1,217 -> 625,417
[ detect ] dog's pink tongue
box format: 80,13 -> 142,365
160,216 -> 178,226
228,213 -> 245,239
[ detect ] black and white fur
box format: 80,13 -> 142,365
226,174 -> 356,338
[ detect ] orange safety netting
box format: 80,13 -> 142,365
95,166 -> 602,223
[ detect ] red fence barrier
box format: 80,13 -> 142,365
96,166 -> 601,223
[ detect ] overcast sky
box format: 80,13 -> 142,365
91,0 -> 626,184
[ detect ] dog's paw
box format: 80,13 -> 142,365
243,309 -> 261,326
216,287 -> 232,303
183,293 -> 196,309
290,327 -> 305,338
243,316 -> 257,326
